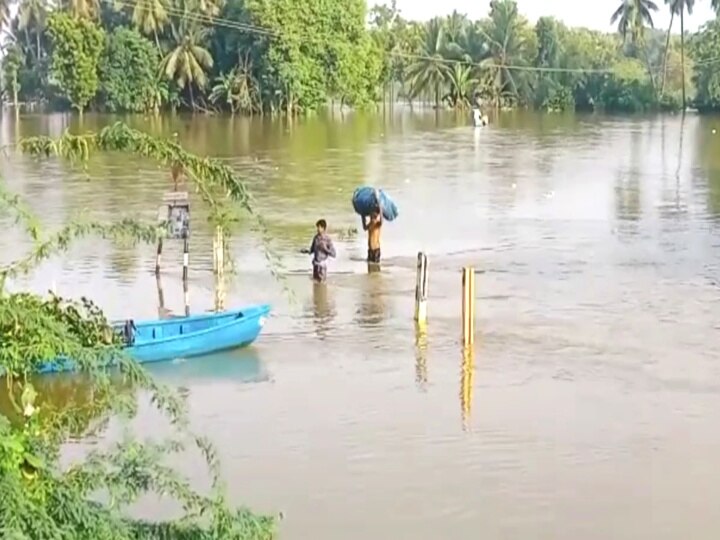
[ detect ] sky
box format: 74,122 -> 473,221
389,0 -> 718,33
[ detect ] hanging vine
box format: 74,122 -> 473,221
18,121 -> 287,284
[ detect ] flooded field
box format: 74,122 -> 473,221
1,109 -> 719,539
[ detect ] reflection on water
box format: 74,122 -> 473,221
2,110 -> 720,540
355,268 -> 386,327
0,373 -> 132,440
146,347 -> 268,384
155,273 -> 171,318
414,324 -> 428,389
309,282 -> 336,340
460,346 -> 475,431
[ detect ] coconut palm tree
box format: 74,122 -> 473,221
444,10 -> 469,44
611,0 -> 659,95
610,0 -> 659,45
446,20 -> 488,64
62,0 -> 101,19
478,0 -> 533,107
160,18 -> 213,109
667,0 -> 694,109
193,0 -> 223,18
18,0 -> 47,61
660,0 -> 677,97
443,63 -> 478,108
209,54 -> 260,114
404,18 -> 451,108
0,0 -> 11,34
172,0 -> 223,18
129,0 -> 169,49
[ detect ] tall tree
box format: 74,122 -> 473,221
160,17 -> 213,109
610,0 -> 659,45
18,0 -> 46,61
127,0 -> 169,48
0,0 -> 11,36
660,0 -> 676,97
404,18 -> 451,107
62,0 -> 101,19
611,0 -> 659,96
479,0 -> 535,107
46,12 -> 105,113
668,0 -> 695,109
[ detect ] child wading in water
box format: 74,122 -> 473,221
302,219 -> 336,282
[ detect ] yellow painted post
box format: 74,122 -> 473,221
414,252 -> 429,323
462,267 -> 475,346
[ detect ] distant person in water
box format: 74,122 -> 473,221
301,219 -> 336,283
362,189 -> 383,264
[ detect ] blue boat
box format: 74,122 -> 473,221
37,304 -> 271,374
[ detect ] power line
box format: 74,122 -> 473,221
101,0 -> 720,74
390,51 -> 617,74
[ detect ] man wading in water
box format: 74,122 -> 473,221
362,189 -> 383,265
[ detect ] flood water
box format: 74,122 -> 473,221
1,109 -> 720,539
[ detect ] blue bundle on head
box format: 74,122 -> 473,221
351,186 -> 399,222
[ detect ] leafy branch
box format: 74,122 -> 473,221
17,121 -> 291,297
0,183 -> 41,244
0,219 -> 163,293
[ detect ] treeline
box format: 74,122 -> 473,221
0,0 -> 719,114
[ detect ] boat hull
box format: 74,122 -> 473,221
36,304 -> 270,374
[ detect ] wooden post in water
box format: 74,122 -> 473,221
182,237 -> 190,316
182,237 -> 189,282
154,237 -> 163,276
155,271 -> 171,319
414,252 -> 428,324
462,267 -> 475,346
213,226 -> 226,311
183,277 -> 190,316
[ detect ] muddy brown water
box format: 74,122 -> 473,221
1,109 -> 719,539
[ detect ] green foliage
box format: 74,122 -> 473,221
0,288 -> 276,539
690,19 -> 720,112
5,0 -> 719,114
46,11 -> 105,112
209,56 -> 262,114
601,58 -> 656,111
0,127 -> 278,538
1,44 -> 24,106
243,0 -> 379,112
17,121 -> 290,290
99,27 -> 161,113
